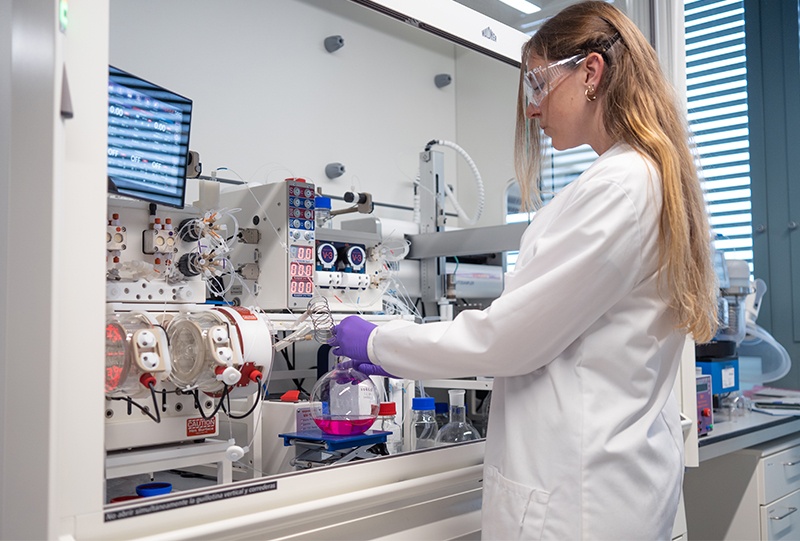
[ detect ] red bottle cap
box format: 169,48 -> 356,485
379,402 -> 397,416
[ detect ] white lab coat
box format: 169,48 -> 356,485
368,143 -> 685,540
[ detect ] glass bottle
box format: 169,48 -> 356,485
410,397 -> 439,450
372,402 -> 403,454
315,196 -> 332,229
434,402 -> 449,428
435,389 -> 480,445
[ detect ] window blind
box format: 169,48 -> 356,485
685,0 -> 753,265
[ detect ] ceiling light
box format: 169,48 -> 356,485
497,0 -> 541,15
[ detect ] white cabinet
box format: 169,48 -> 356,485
685,433 -> 800,540
761,488 -> 800,540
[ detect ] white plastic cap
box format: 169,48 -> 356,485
225,444 -> 245,462
136,330 -> 156,348
220,366 -> 241,386
139,352 -> 160,371
217,347 -> 233,363
211,327 -> 228,343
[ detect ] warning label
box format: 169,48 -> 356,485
186,417 -> 217,437
104,480 -> 278,522
231,306 -> 258,320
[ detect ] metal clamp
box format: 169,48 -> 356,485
770,507 -> 798,521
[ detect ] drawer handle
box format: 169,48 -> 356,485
784,461 -> 800,467
770,507 -> 798,521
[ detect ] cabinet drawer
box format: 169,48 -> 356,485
761,487 -> 800,540
761,445 -> 800,503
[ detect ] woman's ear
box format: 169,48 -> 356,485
583,52 -> 605,88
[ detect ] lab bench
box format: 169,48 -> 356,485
685,412 -> 800,540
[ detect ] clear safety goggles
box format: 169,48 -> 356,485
523,54 -> 586,107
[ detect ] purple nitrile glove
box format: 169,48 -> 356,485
329,316 -> 397,378
338,358 -> 398,378
329,315 -> 377,362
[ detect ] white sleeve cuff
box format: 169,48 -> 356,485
367,327 -> 381,365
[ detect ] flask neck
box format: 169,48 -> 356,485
449,405 -> 467,423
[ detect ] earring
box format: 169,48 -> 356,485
585,84 -> 597,102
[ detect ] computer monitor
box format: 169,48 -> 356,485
107,65 -> 192,209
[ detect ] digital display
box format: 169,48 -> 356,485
290,261 -> 314,278
290,278 -> 313,296
107,66 -> 192,208
291,245 -> 314,262
697,382 -> 709,392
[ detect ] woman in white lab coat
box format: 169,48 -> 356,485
329,2 -> 718,539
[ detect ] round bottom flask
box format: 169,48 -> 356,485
435,389 -> 481,445
310,365 -> 380,436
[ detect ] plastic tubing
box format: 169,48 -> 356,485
742,323 -> 791,382
425,140 -> 485,226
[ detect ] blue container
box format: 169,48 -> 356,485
696,359 -> 740,395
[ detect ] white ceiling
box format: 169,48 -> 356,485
454,0 -> 584,33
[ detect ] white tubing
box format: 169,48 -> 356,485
429,140 -> 485,226
741,323 -> 792,382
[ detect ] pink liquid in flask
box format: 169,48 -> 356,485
314,417 -> 374,436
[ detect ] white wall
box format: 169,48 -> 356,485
0,0 -> 10,533
108,0 -> 519,227
454,47 -> 518,226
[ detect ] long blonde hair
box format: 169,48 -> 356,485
513,1 -> 718,342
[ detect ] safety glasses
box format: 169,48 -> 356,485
523,54 -> 586,107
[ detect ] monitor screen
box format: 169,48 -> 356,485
107,65 -> 192,208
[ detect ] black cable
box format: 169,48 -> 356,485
291,342 -> 307,393
221,377 -> 263,419
279,344 -> 293,369
108,384 -> 162,423
278,336 -> 308,394
148,383 -> 162,422
192,384 -> 230,420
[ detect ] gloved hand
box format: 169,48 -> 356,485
338,358 -> 397,378
329,316 -> 397,378
329,315 -> 377,362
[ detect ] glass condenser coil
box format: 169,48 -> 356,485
165,310 -> 243,393
105,311 -> 172,398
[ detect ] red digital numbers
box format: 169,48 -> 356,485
291,245 -> 313,261
289,245 -> 314,297
290,279 -> 313,296
289,262 -> 313,278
